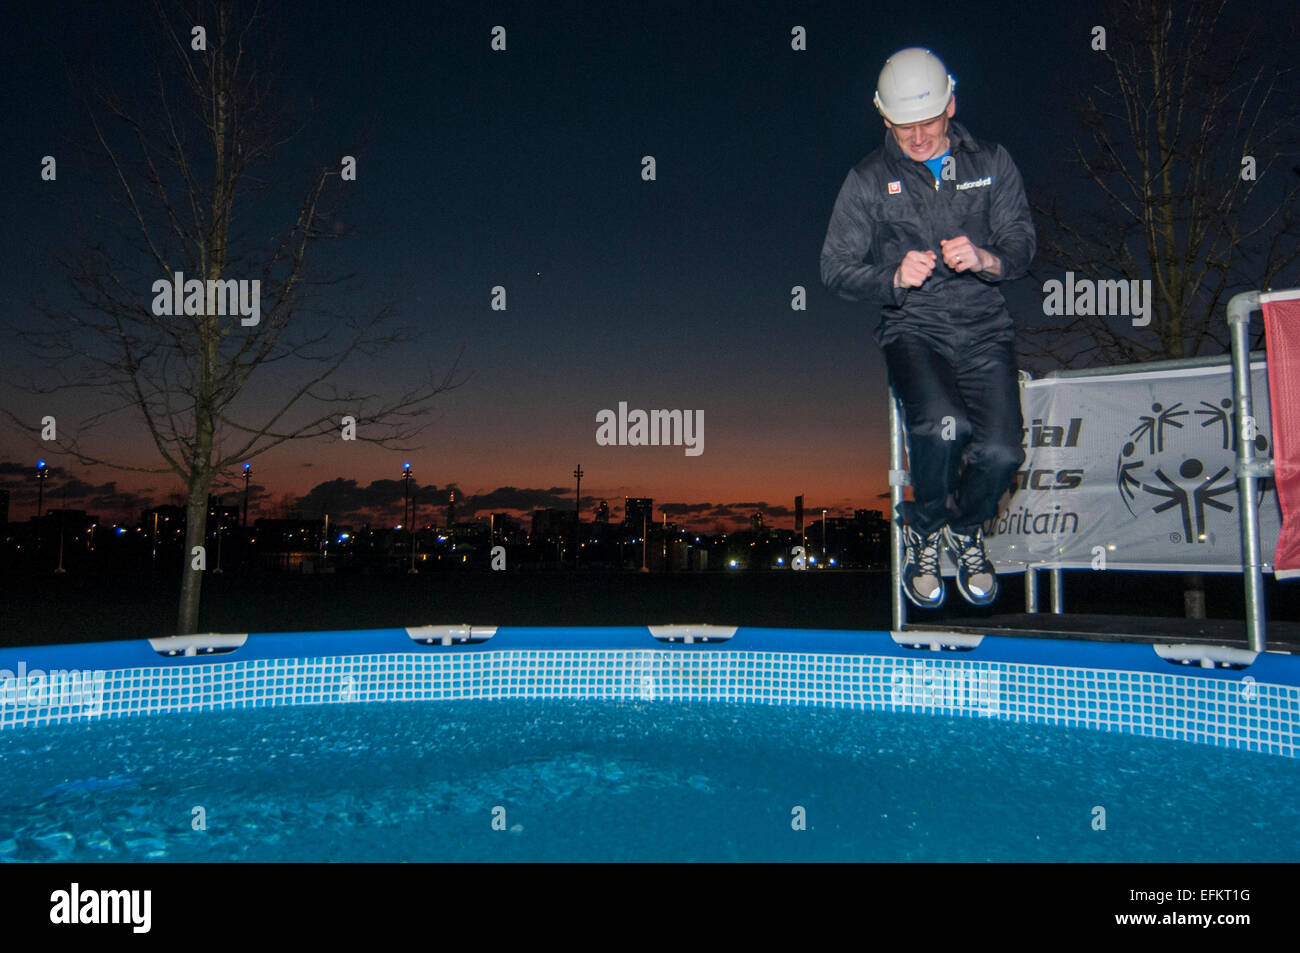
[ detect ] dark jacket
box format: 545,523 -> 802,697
819,120 -> 1035,349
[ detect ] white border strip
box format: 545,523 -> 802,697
1024,360 -> 1266,387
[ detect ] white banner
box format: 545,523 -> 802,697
977,362 -> 1280,572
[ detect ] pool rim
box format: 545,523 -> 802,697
1,626 -> 1297,757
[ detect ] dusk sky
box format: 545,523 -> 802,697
3,0 -> 1294,531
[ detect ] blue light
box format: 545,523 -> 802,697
37,460 -> 46,469
403,462 -> 411,471
243,463 -> 250,471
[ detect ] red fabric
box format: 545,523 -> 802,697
1263,296 -> 1300,579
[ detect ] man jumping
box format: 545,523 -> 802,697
820,47 -> 1035,608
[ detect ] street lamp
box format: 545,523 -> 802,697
572,464 -> 583,569
54,508 -> 67,574
640,512 -> 649,573
822,508 -> 828,567
402,463 -> 415,573
408,488 -> 419,575
242,463 -> 252,527
35,460 -> 49,518
35,460 -> 50,558
213,500 -> 224,575
402,462 -> 412,524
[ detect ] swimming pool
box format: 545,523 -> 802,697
1,625 -> 1296,861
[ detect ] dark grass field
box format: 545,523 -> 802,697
0,566 -> 1292,647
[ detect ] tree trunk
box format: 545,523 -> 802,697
175,33 -> 227,636
177,475 -> 212,634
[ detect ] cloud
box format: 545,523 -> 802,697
658,501 -> 715,516
459,486 -> 570,513
0,461 -> 44,476
294,477 -> 412,514
0,463 -> 173,522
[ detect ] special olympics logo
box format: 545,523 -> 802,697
1116,398 -> 1269,544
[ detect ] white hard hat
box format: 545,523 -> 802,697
873,47 -> 956,124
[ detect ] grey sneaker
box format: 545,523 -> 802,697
943,526 -> 998,606
901,523 -> 945,609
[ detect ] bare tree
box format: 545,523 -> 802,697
1026,0 -> 1300,369
1022,0 -> 1299,619
6,0 -> 460,633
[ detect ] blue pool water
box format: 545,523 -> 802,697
1,699 -> 1296,862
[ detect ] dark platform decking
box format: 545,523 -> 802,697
913,613 -> 1300,654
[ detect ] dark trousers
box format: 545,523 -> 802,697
884,331 -> 1025,536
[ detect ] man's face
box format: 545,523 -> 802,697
884,98 -> 956,161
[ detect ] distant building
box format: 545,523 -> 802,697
0,488 -> 8,527
206,495 -> 240,530
804,515 -> 856,563
531,508 -> 576,538
140,505 -> 186,536
595,500 -> 610,523
252,517 -> 324,551
856,510 -> 889,562
623,497 -> 653,532
41,509 -> 97,532
800,510 -> 891,567
490,512 -> 522,543
450,520 -> 489,545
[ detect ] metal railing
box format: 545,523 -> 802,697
888,286 -> 1291,652
1227,290 -> 1297,651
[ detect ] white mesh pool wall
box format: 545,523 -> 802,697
1,632 -> 1296,758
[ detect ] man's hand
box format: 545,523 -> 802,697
940,236 -> 1000,275
894,249 -> 937,288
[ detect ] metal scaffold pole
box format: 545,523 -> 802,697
889,386 -> 906,632
1227,291 -> 1269,652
